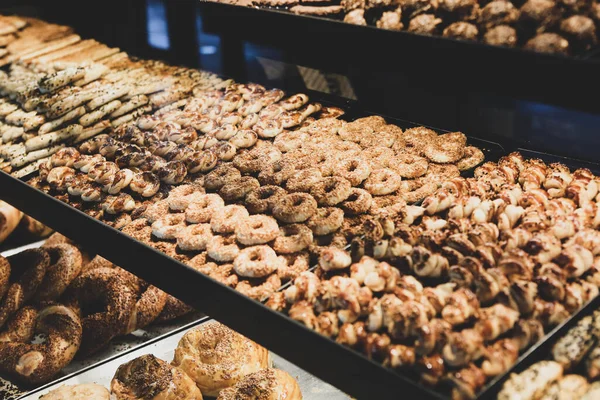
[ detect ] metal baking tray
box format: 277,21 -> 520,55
0,241 -> 207,400
0,90 -> 599,399
22,318 -> 350,400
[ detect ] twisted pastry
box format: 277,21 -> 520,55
111,354 -> 202,400
0,305 -> 82,384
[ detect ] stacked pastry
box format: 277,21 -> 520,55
0,16 -> 225,177
226,0 -> 600,55
0,232 -> 210,386
40,321 -> 302,400
498,310 -> 600,400
268,152 -> 600,399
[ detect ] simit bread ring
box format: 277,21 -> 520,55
152,214 -> 186,240
33,243 -> 82,303
126,281 -> 169,333
211,205 -> 249,234
111,354 -> 202,400
177,224 -> 213,252
306,207 -> 344,236
272,193 -> 317,223
245,185 -> 287,214
40,383 -> 110,400
233,245 -> 279,278
273,224 -> 313,254
363,168 -> 402,196
204,165 -> 242,191
310,177 -> 352,206
172,321 -> 270,397
154,294 -> 194,323
0,249 -> 50,329
236,274 -> 282,301
423,132 -> 467,163
217,368 -> 302,400
63,268 -> 137,356
186,194 -> 225,224
0,305 -> 82,384
236,215 -> 279,245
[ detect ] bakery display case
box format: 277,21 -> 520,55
1,1 -> 600,399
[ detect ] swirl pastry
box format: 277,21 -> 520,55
111,354 -> 202,400
217,368 -> 301,400
173,321 -> 271,396
41,383 -> 110,400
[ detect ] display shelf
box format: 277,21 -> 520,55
0,171 -> 446,400
1,97 -> 599,399
3,164 -> 600,400
198,1 -> 600,114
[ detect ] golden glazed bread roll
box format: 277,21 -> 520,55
172,321 -> 271,397
217,368 -> 302,400
0,201 -> 22,243
40,383 -> 110,399
111,354 -> 203,400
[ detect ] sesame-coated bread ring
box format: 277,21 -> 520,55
63,268 -> 137,357
341,188 -> 373,215
286,168 -> 323,193
173,321 -> 270,397
125,282 -> 168,334
423,132 -> 467,163
236,274 -> 282,301
236,215 -> 279,245
33,244 -> 82,303
362,146 -> 394,169
335,157 -> 371,186
277,252 -> 310,281
273,224 -> 313,254
167,184 -> 206,211
310,176 -> 352,206
388,153 -> 429,179
457,146 -> 485,171
402,127 -> 438,154
40,383 -> 110,400
211,205 -> 249,234
364,168 -> 402,196
233,245 -> 279,278
186,194 -> 225,224
111,354 -> 202,400
217,368 -> 301,400
154,294 -> 193,323
152,214 -> 186,240
306,207 -> 344,236
0,305 -> 82,384
272,193 -> 318,223
219,176 -> 260,202
121,218 -> 153,244
0,249 -> 50,329
245,186 -> 287,214
204,165 -> 242,191
141,200 -> 169,224
207,235 -> 241,262
177,224 -> 213,251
